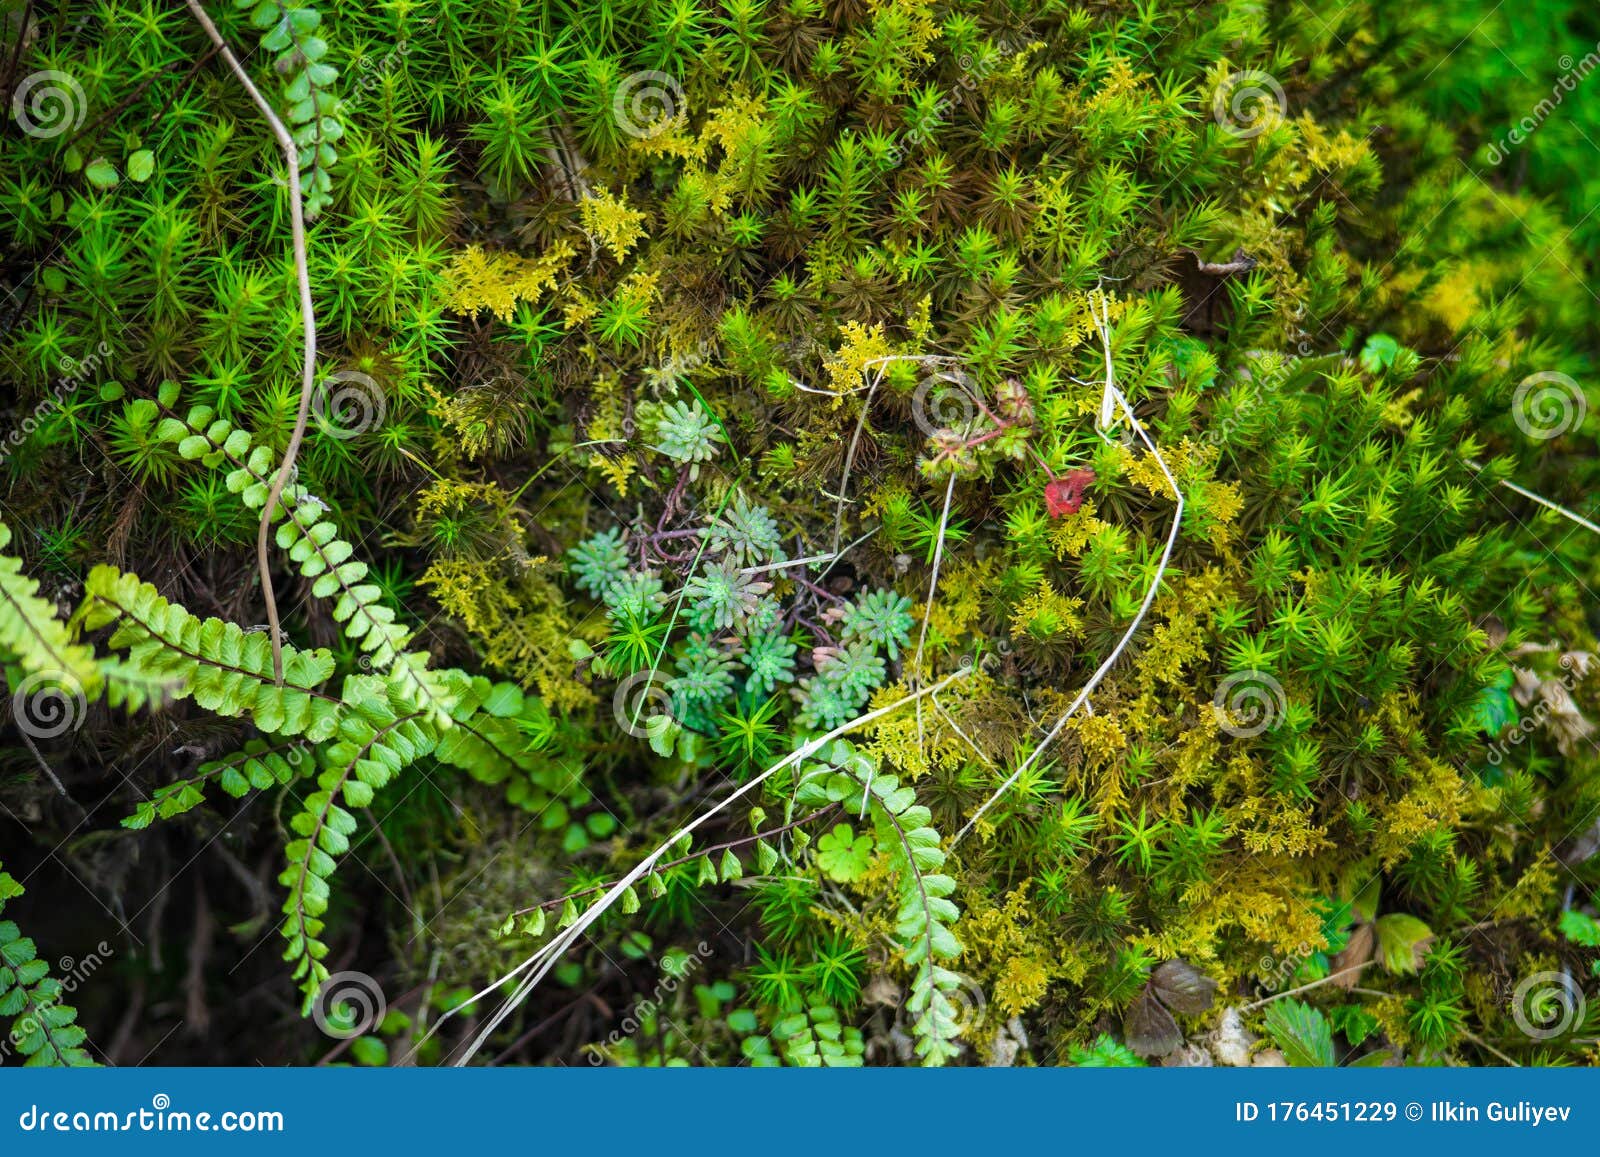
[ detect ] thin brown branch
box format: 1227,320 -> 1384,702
1,0 -> 34,102
183,0 -> 317,686
1238,961 -> 1375,1012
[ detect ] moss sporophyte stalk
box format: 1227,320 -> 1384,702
0,0 -> 1597,1068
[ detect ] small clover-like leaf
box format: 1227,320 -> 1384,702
126,149 -> 155,182
814,823 -> 874,883
85,158 -> 119,190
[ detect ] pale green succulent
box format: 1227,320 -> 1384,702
602,570 -> 668,623
742,629 -> 798,695
706,495 -> 785,567
840,588 -> 915,660
653,399 -> 722,477
795,643 -> 886,731
568,528 -> 629,597
685,557 -> 772,633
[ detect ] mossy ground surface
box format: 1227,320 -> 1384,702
0,0 -> 1597,1066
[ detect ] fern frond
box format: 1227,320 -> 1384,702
82,565 -> 341,739
795,740 -> 965,1065
96,658 -> 186,715
435,675 -> 578,812
0,520 -> 100,696
235,0 -> 344,218
743,1001 -> 865,1067
159,400 -> 455,721
123,738 -> 311,829
0,865 -> 94,1066
279,680 -> 436,1004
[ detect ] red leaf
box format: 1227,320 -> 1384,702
1044,468 -> 1095,518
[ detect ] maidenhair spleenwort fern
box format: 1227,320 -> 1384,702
232,0 -> 343,218
280,678 -> 433,1004
743,1002 -> 865,1068
150,385 -> 576,802
150,383 -> 450,721
795,741 -> 966,1065
124,737 -> 309,829
0,432 -> 578,1018
81,565 -> 343,740
527,735 -> 970,1065
279,670 -> 567,1005
0,865 -> 94,1066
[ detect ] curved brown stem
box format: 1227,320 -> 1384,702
184,0 -> 317,686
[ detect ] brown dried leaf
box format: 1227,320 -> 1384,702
1149,958 -> 1218,1015
1330,922 -> 1375,989
1124,988 -> 1183,1058
1171,248 -> 1256,334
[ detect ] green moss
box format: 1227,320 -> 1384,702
0,0 -> 1596,1067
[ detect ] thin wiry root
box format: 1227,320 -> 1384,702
908,473 -> 957,785
956,289 -> 1184,846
